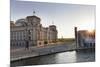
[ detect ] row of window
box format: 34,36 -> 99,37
11,42 -> 26,48
11,31 -> 25,36
11,30 -> 57,41
11,31 -> 25,40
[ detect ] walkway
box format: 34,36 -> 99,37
11,42 -> 76,61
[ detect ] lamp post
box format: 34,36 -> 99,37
25,27 -> 30,50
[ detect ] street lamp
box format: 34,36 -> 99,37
24,28 -> 30,50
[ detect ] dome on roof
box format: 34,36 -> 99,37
15,19 -> 27,26
49,25 -> 56,27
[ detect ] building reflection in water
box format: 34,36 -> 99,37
11,50 -> 95,67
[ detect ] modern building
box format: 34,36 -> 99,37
10,14 -> 57,48
74,27 -> 95,48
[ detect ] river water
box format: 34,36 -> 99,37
11,49 -> 95,67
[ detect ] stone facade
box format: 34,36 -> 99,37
10,15 -> 57,48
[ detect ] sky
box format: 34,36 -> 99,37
10,0 -> 96,38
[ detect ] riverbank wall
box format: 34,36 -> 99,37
11,43 -> 76,62
11,42 -> 94,62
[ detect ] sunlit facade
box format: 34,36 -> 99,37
75,27 -> 95,48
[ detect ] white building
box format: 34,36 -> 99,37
10,14 -> 57,48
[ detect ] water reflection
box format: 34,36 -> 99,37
76,50 -> 95,62
55,51 -> 77,63
11,50 -> 95,67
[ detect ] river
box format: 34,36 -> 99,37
11,49 -> 95,67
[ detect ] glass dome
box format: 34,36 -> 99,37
15,19 -> 27,26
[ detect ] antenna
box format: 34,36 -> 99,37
33,11 -> 36,15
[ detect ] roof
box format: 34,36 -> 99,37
26,15 -> 41,20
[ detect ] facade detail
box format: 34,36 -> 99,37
10,14 -> 57,48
